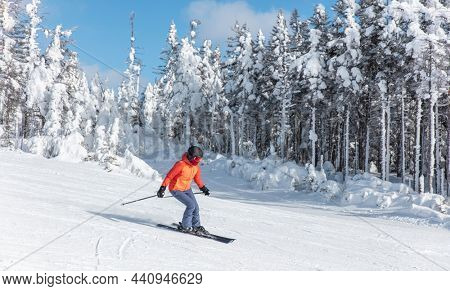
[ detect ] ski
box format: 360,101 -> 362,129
156,224 -> 235,244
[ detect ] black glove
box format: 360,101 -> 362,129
200,185 -> 210,196
157,186 -> 166,198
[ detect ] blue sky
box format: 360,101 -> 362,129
39,0 -> 333,88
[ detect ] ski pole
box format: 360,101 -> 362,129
121,192 -> 204,206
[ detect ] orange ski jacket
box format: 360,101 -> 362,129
161,153 -> 205,191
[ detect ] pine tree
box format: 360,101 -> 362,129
42,25 -> 71,142
156,20 -> 178,141
421,0 -> 449,194
209,47 -> 225,152
289,12 -> 311,164
23,0 -> 43,138
223,22 -> 254,156
268,11 -> 292,159
252,29 -> 271,157
330,0 -> 362,180
358,0 -> 386,175
302,4 -> 329,167
118,12 -> 141,155
199,40 -> 224,150
172,35 -> 203,148
93,87 -> 112,162
141,83 -> 159,155
0,0 -> 23,147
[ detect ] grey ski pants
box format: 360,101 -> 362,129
171,188 -> 201,228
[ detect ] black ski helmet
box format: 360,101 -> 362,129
187,145 -> 203,160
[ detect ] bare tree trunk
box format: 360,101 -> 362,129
365,124 -> 370,173
260,112 -> 266,158
364,93 -> 371,173
279,99 -> 288,160
238,116 -> 243,156
401,93 -> 406,183
344,109 -> 350,181
210,111 -> 215,151
320,117 -> 325,161
421,120 -> 427,190
354,120 -> 359,174
386,99 -> 391,182
230,113 -> 236,156
185,112 -> 191,149
381,97 -> 387,181
310,106 -> 316,167
415,97 -> 422,192
336,123 -> 341,171
429,101 -> 435,194
435,106 -> 440,194
447,103 -> 450,197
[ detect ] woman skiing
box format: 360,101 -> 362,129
157,146 -> 210,234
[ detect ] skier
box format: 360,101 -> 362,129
157,146 -> 211,235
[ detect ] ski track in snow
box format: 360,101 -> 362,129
0,151 -> 449,270
118,236 -> 134,260
94,237 -> 102,270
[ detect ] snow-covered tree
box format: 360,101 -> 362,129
199,40 -> 224,150
156,20 -> 178,141
141,83 -> 159,154
302,5 -> 329,167
118,12 -> 141,155
0,0 -> 25,147
1,0 -> 449,198
93,88 -> 116,163
224,22 -> 255,156
268,11 -> 292,159
22,0 -> 44,139
172,36 -> 203,148
388,0 -> 450,192
41,25 -> 71,140
251,29 -> 271,157
329,0 -> 362,180
357,0 -> 386,176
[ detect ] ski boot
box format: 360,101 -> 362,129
193,226 -> 210,235
177,222 -> 193,233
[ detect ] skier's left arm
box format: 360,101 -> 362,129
194,168 -> 205,188
194,168 -> 210,195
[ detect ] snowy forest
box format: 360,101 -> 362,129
0,0 -> 449,197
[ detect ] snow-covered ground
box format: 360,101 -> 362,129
1,150 -> 449,271
208,155 -> 450,227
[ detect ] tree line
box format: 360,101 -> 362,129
0,0 -> 449,196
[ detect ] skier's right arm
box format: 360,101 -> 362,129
161,162 -> 183,187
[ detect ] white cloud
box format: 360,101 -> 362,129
186,0 -> 279,44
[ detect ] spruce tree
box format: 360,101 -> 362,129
268,11 -> 292,159
118,12 -> 141,155
303,4 -> 329,167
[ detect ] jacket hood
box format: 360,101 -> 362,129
182,152 -> 193,166
182,152 -> 200,166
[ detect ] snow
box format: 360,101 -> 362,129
25,59 -> 51,108
208,155 -> 450,228
2,1 -> 16,32
21,133 -> 88,162
53,133 -> 88,162
1,150 -> 449,271
209,154 -> 308,191
119,149 -> 162,180
309,125 -> 318,142
343,173 -> 449,223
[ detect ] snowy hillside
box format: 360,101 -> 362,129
208,155 -> 450,227
1,150 -> 449,271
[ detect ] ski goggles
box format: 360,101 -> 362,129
190,156 -> 202,164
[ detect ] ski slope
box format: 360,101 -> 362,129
0,150 -> 449,271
